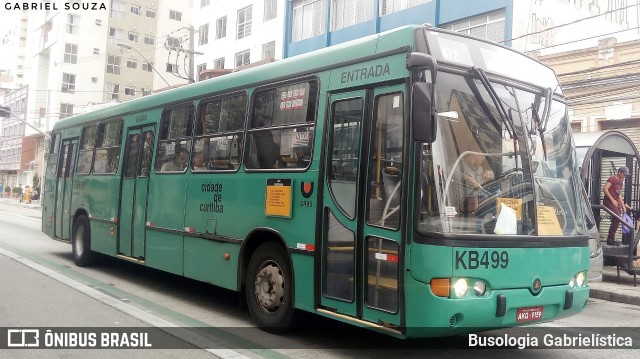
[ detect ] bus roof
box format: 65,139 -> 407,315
52,25 -> 422,131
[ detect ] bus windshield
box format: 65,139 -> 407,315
418,70 -> 587,237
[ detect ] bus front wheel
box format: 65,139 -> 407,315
72,215 -> 94,267
246,242 -> 294,333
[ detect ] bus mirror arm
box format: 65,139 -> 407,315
407,52 -> 437,83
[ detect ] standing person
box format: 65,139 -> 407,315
23,185 -> 31,204
603,166 -> 632,245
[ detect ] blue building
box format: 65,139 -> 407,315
284,0 -> 514,58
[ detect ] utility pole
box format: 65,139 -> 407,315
188,26 -> 195,83
165,27 -> 203,84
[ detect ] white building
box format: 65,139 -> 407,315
193,0 -> 283,79
21,0 -> 192,137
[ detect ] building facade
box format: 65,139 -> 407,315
0,86 -> 29,194
283,0 -> 639,57
193,0 -> 284,77
0,0 -> 192,189
534,37 -> 640,138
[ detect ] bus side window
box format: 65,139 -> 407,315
245,81 -> 316,170
76,124 -> 97,175
93,120 -> 123,175
194,93 -> 246,171
156,105 -> 194,173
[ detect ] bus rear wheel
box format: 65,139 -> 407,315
72,215 -> 94,267
246,242 -> 294,333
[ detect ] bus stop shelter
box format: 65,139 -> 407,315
574,130 -> 640,285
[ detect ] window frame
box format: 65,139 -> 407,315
66,14 -> 80,34
244,78 -> 319,172
234,50 -> 250,68
236,6 -> 253,40
61,73 -> 76,93
216,16 -> 227,39
264,0 -> 277,21
76,124 -> 98,175
199,23 -> 209,45
106,55 -> 122,75
155,103 -> 195,174
93,119 -> 123,175
169,10 -> 182,21
193,91 -> 248,173
64,43 -> 78,64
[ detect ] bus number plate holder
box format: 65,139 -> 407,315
516,306 -> 543,322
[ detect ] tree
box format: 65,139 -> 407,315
32,173 -> 40,191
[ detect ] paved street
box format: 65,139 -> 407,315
1,196 -> 639,358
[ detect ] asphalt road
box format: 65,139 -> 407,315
1,201 -> 639,358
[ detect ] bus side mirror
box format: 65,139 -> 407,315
412,82 -> 436,143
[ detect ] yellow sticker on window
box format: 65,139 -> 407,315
497,197 -> 522,220
537,205 -> 563,235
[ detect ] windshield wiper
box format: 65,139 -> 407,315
471,67 -> 516,140
531,87 -> 552,160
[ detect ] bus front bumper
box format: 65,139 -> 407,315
404,274 -> 589,338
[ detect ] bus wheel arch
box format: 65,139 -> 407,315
71,212 -> 94,267
241,230 -> 295,332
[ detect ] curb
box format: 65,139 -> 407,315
589,286 -> 640,306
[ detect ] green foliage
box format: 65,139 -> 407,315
33,173 -> 40,191
13,186 -> 22,194
3,186 -> 10,193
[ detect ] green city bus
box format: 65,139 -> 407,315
43,25 -> 590,338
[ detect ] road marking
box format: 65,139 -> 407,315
0,246 -> 250,359
0,209 -> 41,222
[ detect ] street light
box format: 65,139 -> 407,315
117,43 -> 171,89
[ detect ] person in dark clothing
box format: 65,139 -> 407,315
603,166 -> 632,245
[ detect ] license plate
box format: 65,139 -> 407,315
516,306 -> 544,322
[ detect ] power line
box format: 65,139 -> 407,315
527,26 -> 640,51
556,59 -> 640,77
504,3 -> 639,43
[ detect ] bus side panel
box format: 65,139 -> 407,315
145,174 -> 187,275
145,232 -> 183,275
85,175 -> 122,255
291,254 -> 315,312
183,237 -> 239,290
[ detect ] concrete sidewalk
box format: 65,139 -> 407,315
2,195 -> 638,306
0,195 -> 41,209
590,266 -> 639,305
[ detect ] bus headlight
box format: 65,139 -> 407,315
454,278 -> 468,297
576,272 -> 585,287
569,276 -> 575,288
473,280 -> 486,296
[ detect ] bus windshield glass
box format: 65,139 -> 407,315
418,70 -> 586,237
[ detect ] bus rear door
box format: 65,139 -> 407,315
321,86 -> 405,328
55,138 -> 78,239
119,126 -> 155,260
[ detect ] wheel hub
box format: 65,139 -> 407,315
254,263 -> 284,312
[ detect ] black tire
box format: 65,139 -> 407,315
72,215 -> 94,267
245,242 -> 294,333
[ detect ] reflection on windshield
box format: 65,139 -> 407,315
418,71 -> 586,237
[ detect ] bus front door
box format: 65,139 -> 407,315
119,127 -> 155,259
55,138 -> 78,240
321,87 -> 405,327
